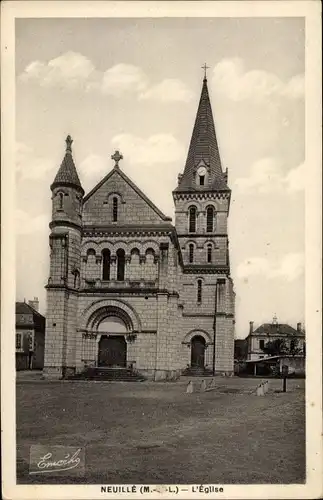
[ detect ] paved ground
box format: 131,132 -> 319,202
16,375 -> 305,484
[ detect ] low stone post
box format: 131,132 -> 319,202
186,380 -> 194,393
256,384 -> 264,396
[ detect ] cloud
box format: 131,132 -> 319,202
16,209 -> 49,235
78,154 -> 109,192
19,51 -> 97,91
237,252 -> 304,281
212,58 -> 304,102
99,64 -> 149,96
16,142 -> 55,181
111,133 -> 185,166
139,78 -> 194,102
234,158 -> 305,194
19,52 -> 193,102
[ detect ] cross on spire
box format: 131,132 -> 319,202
111,150 -> 123,168
201,63 -> 210,80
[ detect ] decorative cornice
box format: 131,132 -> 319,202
50,220 -> 82,231
183,265 -> 230,275
173,191 -> 230,201
45,284 -> 79,293
49,232 -> 69,240
182,312 -> 233,319
177,233 -> 227,238
77,287 -> 179,297
82,224 -> 174,238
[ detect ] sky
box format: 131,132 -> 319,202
15,17 -> 305,338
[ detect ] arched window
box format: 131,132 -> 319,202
206,206 -> 214,233
102,249 -> 111,281
199,175 -> 205,186
73,269 -> 80,288
207,244 -> 212,263
189,206 -> 197,233
58,192 -> 64,210
117,249 -> 125,281
197,280 -> 202,303
112,197 -> 118,222
189,244 -> 194,263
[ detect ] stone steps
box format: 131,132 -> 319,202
68,367 -> 146,382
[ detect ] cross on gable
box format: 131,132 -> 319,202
111,150 -> 123,168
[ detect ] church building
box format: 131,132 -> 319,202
43,74 -> 235,380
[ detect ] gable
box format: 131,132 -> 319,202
82,168 -> 172,226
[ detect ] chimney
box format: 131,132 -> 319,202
249,321 -> 254,334
28,297 -> 39,312
297,322 -> 302,332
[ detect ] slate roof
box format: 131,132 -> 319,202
252,323 -> 302,336
15,302 -> 44,319
16,301 -> 46,331
51,135 -> 84,193
174,77 -> 229,193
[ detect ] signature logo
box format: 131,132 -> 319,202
29,445 -> 85,475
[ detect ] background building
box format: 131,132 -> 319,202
15,298 -> 45,370
43,75 -> 235,380
246,315 -> 305,361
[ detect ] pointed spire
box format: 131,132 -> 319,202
51,135 -> 84,194
175,75 -> 229,192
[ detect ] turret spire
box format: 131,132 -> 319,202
51,135 -> 84,194
174,74 -> 229,192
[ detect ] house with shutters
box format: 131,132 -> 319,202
43,73 -> 235,380
16,298 -> 45,370
246,316 -> 306,361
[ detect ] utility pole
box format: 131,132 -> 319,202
212,280 -> 218,376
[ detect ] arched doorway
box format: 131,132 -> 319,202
98,336 -> 127,367
191,335 -> 206,368
97,316 -> 127,367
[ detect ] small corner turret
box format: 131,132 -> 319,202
50,135 -> 84,229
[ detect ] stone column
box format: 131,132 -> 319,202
140,255 -> 146,284
110,255 -> 117,281
125,255 -> 131,281
96,255 -> 102,279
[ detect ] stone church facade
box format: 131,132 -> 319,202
43,75 -> 235,380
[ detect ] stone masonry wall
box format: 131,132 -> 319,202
83,169 -> 168,226
43,289 -> 67,378
174,197 -> 229,236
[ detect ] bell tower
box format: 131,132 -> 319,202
43,136 -> 84,379
173,70 -> 235,374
